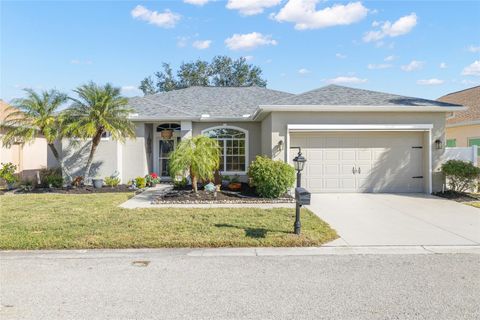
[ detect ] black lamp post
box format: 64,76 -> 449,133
292,148 -> 306,235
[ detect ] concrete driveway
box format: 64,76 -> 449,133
307,193 -> 480,246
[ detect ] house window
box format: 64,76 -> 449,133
203,127 -> 247,173
468,137 -> 480,156
446,139 -> 456,147
157,123 -> 181,132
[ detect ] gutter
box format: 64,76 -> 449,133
257,104 -> 467,112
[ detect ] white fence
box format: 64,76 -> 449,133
442,145 -> 478,165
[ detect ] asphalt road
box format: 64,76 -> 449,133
1,251 -> 479,320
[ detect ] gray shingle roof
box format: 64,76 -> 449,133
128,86 -> 293,119
268,85 -> 461,107
128,85 -> 462,120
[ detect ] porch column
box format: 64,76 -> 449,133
181,121 -> 192,139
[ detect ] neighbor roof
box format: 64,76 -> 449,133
267,85 -> 461,107
128,86 -> 293,119
437,86 -> 480,126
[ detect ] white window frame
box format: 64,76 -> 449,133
201,125 -> 249,175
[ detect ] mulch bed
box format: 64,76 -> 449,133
154,183 -> 294,204
433,191 -> 480,202
13,184 -> 134,194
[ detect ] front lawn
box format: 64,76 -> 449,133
466,202 -> 480,208
0,193 -> 337,249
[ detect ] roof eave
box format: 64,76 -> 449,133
257,104 -> 467,112
446,119 -> 480,128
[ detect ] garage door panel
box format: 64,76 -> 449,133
290,132 -> 425,193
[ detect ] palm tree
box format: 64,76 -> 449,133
63,82 -> 135,181
1,89 -> 72,180
169,136 -> 221,193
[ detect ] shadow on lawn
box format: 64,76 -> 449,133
214,224 -> 290,238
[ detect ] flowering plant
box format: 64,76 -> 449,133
145,172 -> 160,186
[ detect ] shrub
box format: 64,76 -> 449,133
135,176 -> 146,189
173,177 -> 188,189
0,162 -> 18,185
247,156 -> 296,198
104,176 -> 120,188
441,160 -> 480,193
40,168 -> 63,188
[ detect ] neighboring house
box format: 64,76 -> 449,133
437,86 -> 480,164
58,85 -> 464,194
0,100 -> 49,181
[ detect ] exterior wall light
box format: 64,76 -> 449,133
435,139 -> 443,150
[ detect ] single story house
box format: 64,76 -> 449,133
437,86 -> 479,165
59,85 -> 465,194
0,100 -> 50,181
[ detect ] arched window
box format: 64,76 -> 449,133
202,127 -> 248,173
156,123 -> 181,132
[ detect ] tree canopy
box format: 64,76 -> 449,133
139,56 -> 267,95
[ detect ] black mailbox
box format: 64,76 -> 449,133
295,187 -> 311,205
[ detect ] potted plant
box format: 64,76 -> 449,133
0,162 -> 18,190
228,175 -> 242,191
221,175 -> 230,188
92,177 -> 103,189
145,172 -> 160,187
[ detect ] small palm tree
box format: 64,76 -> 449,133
1,89 -> 72,180
169,136 -> 220,193
63,82 -> 135,181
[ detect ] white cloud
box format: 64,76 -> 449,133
121,86 -> 143,96
461,79 -> 479,85
401,60 -> 424,72
227,0 -> 281,16
326,76 -> 367,84
363,13 -> 417,42
384,55 -> 396,62
184,0 -> 210,6
367,63 -> 392,69
416,79 -> 444,85
244,55 -> 254,61
462,60 -> 480,76
273,0 -> 368,30
336,53 -> 347,59
131,5 -> 181,28
467,45 -> 480,53
192,40 -> 212,49
225,32 -> 277,50
70,59 -> 92,65
439,62 -> 447,69
176,36 -> 189,48
298,68 -> 311,75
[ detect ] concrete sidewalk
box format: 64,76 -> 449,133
119,185 -> 295,209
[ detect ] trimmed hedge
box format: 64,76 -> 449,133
248,156 -> 296,198
441,160 -> 480,192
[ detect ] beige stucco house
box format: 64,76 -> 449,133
58,85 -> 464,194
437,86 -> 479,165
0,100 -> 49,181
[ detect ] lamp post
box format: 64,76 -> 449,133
292,148 -> 306,235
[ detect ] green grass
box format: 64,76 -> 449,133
0,193 -> 338,249
466,202 -> 480,208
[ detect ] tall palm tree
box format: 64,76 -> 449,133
169,135 -> 220,193
1,89 -> 72,180
64,82 -> 135,181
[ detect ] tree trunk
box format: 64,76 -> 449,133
83,130 -> 103,183
48,143 -> 72,182
190,166 -> 198,193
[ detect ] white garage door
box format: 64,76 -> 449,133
289,132 -> 425,193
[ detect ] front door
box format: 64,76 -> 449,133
159,139 -> 175,177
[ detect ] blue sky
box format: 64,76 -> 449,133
1,0 -> 479,102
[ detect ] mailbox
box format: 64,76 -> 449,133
295,187 -> 311,205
